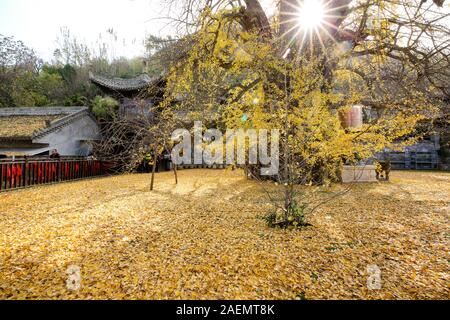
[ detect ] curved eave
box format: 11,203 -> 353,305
89,73 -> 153,92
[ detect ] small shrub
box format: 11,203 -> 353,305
263,200 -> 310,229
262,212 -> 277,228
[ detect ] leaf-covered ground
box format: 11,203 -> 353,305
0,170 -> 448,300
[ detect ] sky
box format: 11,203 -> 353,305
1,0 -> 448,62
0,0 -> 277,62
0,0 -> 172,61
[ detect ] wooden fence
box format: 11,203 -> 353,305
0,158 -> 108,192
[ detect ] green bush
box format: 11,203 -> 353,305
91,96 -> 119,119
64,94 -> 88,106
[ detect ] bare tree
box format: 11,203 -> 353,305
94,99 -> 179,191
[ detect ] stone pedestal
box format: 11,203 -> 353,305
342,165 -> 378,183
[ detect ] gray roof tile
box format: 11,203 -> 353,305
89,73 -> 153,91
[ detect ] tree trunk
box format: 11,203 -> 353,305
243,0 -> 272,38
173,163 -> 178,185
150,151 -> 157,191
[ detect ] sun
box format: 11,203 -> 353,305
296,0 -> 326,30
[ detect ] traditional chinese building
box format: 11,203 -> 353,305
0,107 -> 100,157
89,72 -> 165,119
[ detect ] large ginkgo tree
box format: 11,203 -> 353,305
152,0 -> 449,227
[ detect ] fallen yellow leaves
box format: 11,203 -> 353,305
0,170 -> 449,300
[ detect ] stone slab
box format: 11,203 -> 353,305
342,165 -> 378,183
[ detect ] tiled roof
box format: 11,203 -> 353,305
0,107 -> 88,117
0,107 -> 89,140
0,116 -> 60,140
89,73 -> 153,91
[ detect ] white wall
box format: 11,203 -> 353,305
33,115 -> 100,156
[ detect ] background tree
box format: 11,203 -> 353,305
0,35 -> 43,107
0,28 -> 164,108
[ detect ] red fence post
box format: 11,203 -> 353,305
9,163 -> 13,190
24,159 -> 28,187
58,159 -> 61,182
0,163 -> 3,191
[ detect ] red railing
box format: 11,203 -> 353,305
0,158 -> 109,192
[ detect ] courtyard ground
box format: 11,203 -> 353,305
0,169 -> 448,300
